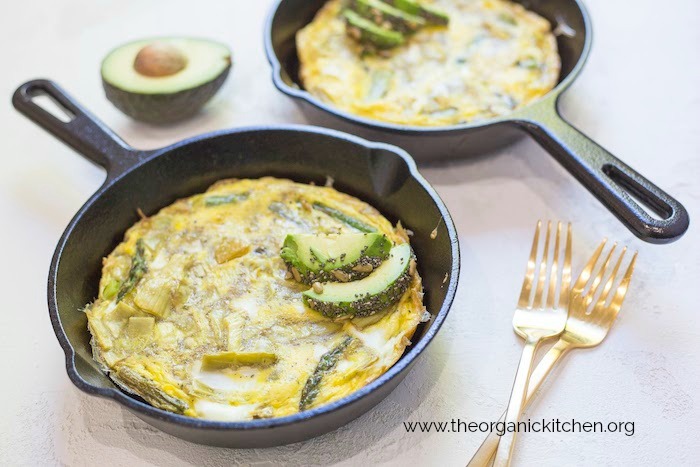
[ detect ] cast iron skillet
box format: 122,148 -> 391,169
12,79 -> 459,448
265,0 -> 690,244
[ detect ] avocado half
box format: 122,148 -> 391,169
101,37 -> 232,123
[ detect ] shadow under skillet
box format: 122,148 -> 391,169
419,136 -> 571,187
415,136 -> 583,243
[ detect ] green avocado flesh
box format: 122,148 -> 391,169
303,243 -> 413,318
349,0 -> 425,34
101,37 -> 231,123
385,0 -> 450,25
281,233 -> 392,284
343,10 -> 405,50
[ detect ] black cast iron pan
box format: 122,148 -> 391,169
265,0 -> 689,244
12,79 -> 459,448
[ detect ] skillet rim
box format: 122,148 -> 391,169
48,124 -> 461,431
263,0 -> 593,134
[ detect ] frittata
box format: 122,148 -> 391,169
85,178 -> 425,421
297,0 -> 561,125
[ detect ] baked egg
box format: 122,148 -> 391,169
85,178 -> 425,421
297,0 -> 561,126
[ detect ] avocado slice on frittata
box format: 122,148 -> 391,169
384,0 -> 449,26
343,10 -> 405,50
281,233 -> 392,284
303,243 -> 413,318
349,0 -> 426,34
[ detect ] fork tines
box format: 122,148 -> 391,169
571,238 -> 638,316
519,220 -> 572,310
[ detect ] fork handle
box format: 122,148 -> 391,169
492,339 -> 540,467
467,340 -> 571,467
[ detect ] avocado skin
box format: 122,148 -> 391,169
102,64 -> 230,124
303,266 -> 412,319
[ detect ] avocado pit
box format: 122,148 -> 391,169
133,42 -> 188,77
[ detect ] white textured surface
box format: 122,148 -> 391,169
1,0 -> 699,465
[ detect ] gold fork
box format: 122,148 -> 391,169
468,239 -> 637,466
491,220 -> 571,467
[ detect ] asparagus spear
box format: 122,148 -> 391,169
204,192 -> 249,206
116,239 -> 147,302
312,201 -> 377,233
299,336 -> 354,411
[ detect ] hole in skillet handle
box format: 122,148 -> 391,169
28,90 -> 76,123
602,164 -> 673,221
13,79 -> 142,178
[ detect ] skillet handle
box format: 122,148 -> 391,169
12,79 -> 142,177
515,102 -> 689,244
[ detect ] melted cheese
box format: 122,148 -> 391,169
297,0 -> 561,125
85,178 -> 424,420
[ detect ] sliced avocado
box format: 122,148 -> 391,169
349,0 -> 426,34
101,37 -> 231,123
384,0 -> 450,26
281,233 -> 392,284
303,243 -> 413,318
343,10 -> 405,50
312,201 -> 376,233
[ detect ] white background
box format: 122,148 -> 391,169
1,0 -> 698,465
